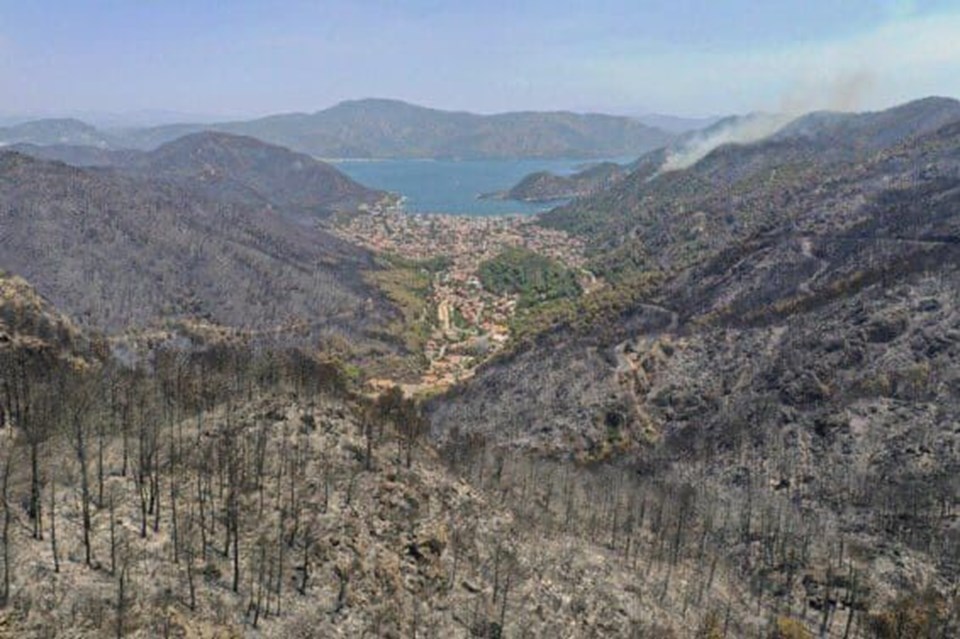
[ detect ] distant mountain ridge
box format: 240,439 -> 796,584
129,131 -> 387,218
541,96 -> 960,250
9,131 -> 387,220
0,118 -> 118,148
5,142 -> 140,167
2,99 -> 676,160
490,113 -> 785,203
635,113 -> 724,134
773,96 -> 960,150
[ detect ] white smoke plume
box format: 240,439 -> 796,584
659,70 -> 877,173
659,112 -> 793,172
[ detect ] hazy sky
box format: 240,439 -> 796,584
1,0 -> 959,119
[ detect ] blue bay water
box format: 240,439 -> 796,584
331,157 -> 625,216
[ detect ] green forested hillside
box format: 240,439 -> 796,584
478,246 -> 581,307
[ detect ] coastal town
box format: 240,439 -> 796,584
333,205 -> 595,392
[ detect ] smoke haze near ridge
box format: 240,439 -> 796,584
660,70 -> 877,172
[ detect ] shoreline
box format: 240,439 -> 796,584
373,195 -> 553,219
332,156 -> 604,216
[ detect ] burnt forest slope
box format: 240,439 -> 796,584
540,96 -> 960,260
8,132 -> 387,221
0,287 -> 802,638
427,111 -> 960,634
129,132 -> 386,219
0,151 -> 393,341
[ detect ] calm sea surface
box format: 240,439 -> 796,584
331,157 -> 625,216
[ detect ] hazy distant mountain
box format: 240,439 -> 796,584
119,98 -> 676,159
10,132 -> 386,219
497,98 -> 960,207
129,132 -> 387,219
0,118 -> 118,148
1,109 -> 236,129
5,142 -> 140,167
635,113 -> 724,134
491,113 -> 770,203
3,100 -> 677,159
85,109 -> 240,128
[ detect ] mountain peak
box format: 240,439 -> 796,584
0,117 -> 116,147
154,130 -> 288,154
322,97 -> 453,118
9,117 -> 96,129
120,101 -> 676,159
331,97 -> 420,109
141,131 -> 384,217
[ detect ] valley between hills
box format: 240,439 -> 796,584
1,96 -> 960,638
331,204 -> 595,393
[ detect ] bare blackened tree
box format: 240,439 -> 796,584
0,445 -> 13,606
63,372 -> 96,567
